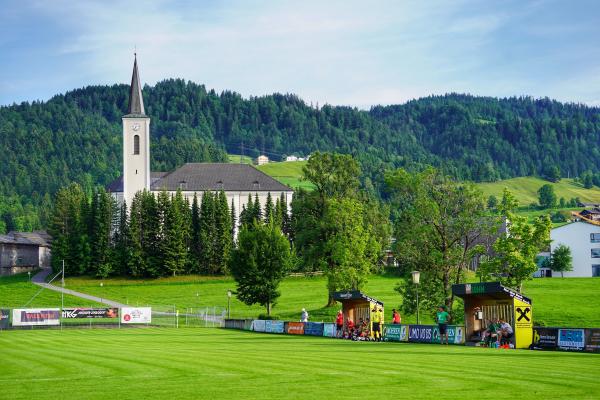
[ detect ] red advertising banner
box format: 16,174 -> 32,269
286,322 -> 305,335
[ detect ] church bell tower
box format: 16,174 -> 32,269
122,54 -> 150,207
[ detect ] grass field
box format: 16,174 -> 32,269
0,272 -> 101,308
51,274 -> 600,328
3,272 -> 599,327
1,328 -> 598,400
476,177 -> 600,205
256,161 -> 314,190
227,153 -> 254,164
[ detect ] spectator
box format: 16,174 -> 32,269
392,309 -> 401,324
301,308 -> 309,322
335,310 -> 344,338
498,319 -> 513,347
436,306 -> 451,345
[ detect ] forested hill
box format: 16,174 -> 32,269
1,79 -> 599,231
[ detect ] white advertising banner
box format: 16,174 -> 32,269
12,308 -> 60,326
120,307 -> 152,324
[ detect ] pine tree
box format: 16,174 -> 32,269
113,200 -> 129,276
163,190 -> 188,277
190,194 -> 202,273
264,192 -> 274,223
230,199 -> 236,239
199,191 -> 216,273
213,191 -> 232,274
128,193 -> 145,277
240,194 -> 253,228
280,192 -> 291,238
141,190 -> 161,277
90,188 -> 114,278
253,193 -> 262,222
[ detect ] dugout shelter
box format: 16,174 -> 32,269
332,290 -> 384,337
452,282 -> 533,349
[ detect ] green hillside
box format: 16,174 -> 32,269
227,153 -> 253,164
257,161 -> 314,190
19,274 -> 598,327
476,177 -> 600,205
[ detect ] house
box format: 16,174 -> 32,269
256,155 -> 269,165
285,156 -> 298,162
106,55 -> 293,229
0,231 -> 52,276
579,208 -> 600,222
543,220 -> 600,277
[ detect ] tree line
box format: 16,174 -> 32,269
48,185 -> 290,278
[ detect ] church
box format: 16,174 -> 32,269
107,56 -> 293,224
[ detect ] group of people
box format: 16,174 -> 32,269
332,307 -> 403,341
480,318 -> 513,348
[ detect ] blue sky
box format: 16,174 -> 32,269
1,0 -> 599,108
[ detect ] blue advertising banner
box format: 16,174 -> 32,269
323,323 -> 337,337
304,322 -> 324,336
558,329 -> 585,351
408,325 -> 435,343
265,320 -> 284,334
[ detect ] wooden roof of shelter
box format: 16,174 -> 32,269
452,282 -> 531,305
332,290 -> 384,306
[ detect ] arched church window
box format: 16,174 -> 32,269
134,135 -> 140,155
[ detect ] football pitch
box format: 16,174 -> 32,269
1,328 -> 599,400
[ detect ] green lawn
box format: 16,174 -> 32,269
4,272 -> 599,327
227,153 -> 254,164
54,274 -> 600,328
0,328 -> 598,400
0,272 -> 101,308
257,161 -> 314,190
476,177 -> 600,205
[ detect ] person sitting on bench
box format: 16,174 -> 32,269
498,319 -> 513,346
481,319 -> 499,346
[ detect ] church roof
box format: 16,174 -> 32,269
107,164 -> 292,193
126,54 -> 145,116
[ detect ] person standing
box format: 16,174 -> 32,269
301,308 -> 309,322
436,306 -> 451,345
372,307 -> 382,341
392,309 -> 401,324
335,310 -> 344,338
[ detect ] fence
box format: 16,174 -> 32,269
0,305 -> 226,330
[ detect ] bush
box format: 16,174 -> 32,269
257,314 -> 279,320
550,211 -> 567,223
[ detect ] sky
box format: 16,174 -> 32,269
1,0 -> 599,108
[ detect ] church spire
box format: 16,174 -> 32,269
128,53 -> 145,115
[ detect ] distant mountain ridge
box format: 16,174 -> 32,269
0,79 -> 599,230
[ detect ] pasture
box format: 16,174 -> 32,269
55,275 -> 600,327
0,328 -> 598,400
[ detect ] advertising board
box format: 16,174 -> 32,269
252,320 -> 266,332
384,324 -> 408,342
584,329 -> 600,353
62,308 -> 118,319
12,308 -> 60,326
304,322 -> 324,336
120,307 -> 151,324
408,325 -> 434,343
532,327 -> 558,350
323,323 -> 337,337
0,309 -> 9,329
265,320 -> 284,334
286,322 -> 305,335
558,328 -> 585,351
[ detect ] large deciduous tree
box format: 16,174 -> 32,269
387,167 -> 492,313
229,222 -> 292,316
550,244 -> 573,278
